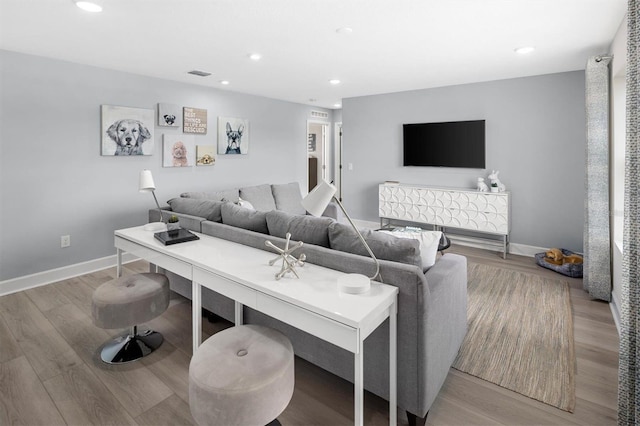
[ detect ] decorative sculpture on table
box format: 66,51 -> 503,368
265,233 -> 306,280
477,177 -> 489,192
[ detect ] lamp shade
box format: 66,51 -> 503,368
139,170 -> 156,193
302,181 -> 337,217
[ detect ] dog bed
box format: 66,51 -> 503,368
535,248 -> 583,278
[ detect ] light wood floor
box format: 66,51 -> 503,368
0,245 -> 618,425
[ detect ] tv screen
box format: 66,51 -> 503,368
403,120 -> 485,168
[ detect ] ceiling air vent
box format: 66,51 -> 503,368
310,110 -> 329,119
187,70 -> 212,77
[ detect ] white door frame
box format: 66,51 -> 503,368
306,119 -> 331,193
334,122 -> 343,201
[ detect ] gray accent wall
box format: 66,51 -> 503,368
341,71 -> 586,251
0,50 -> 330,281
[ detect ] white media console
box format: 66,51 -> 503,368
379,182 -> 511,258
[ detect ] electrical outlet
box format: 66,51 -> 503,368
61,235 -> 71,248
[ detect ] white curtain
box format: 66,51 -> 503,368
584,56 -> 612,302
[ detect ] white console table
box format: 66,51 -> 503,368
114,226 -> 399,426
379,183 -> 511,258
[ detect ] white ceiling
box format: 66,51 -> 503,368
0,0 -> 627,109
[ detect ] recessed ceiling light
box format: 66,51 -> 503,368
334,103 -> 342,108
309,98 -> 317,102
75,0 -> 102,12
329,79 -> 341,85
336,27 -> 353,35
249,53 -> 262,61
220,80 -> 230,85
514,46 -> 535,55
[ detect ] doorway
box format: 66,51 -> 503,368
306,120 -> 331,192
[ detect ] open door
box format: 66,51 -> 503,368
307,121 -> 331,192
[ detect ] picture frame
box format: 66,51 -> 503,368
183,107 -> 208,134
158,103 -> 181,127
101,105 -> 154,156
196,145 -> 216,166
218,117 -> 249,155
163,134 -> 195,167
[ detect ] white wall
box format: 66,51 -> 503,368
341,71 -> 587,251
0,50 -> 332,281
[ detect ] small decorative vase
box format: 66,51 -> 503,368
490,186 -> 499,193
167,221 -> 180,236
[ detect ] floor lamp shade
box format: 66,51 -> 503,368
139,170 -> 165,231
139,170 -> 156,192
302,181 -> 337,217
301,180 -> 381,291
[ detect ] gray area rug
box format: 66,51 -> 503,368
452,263 -> 576,412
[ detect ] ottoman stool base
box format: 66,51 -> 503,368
100,326 -> 163,364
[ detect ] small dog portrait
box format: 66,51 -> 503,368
225,122 -> 244,154
106,119 -> 151,156
163,114 -> 176,126
172,141 -> 188,167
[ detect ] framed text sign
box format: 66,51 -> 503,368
183,107 -> 208,134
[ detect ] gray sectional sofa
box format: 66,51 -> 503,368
148,182 -> 467,424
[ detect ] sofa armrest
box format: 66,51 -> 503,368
320,201 -> 345,222
148,208 -> 206,232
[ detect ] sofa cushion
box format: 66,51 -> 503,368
167,198 -> 224,222
221,202 -> 268,234
271,183 -> 306,215
266,210 -> 333,248
328,222 -> 422,269
180,189 -> 240,203
379,230 -> 441,271
239,184 -> 277,211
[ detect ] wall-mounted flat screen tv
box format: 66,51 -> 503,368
403,120 -> 485,168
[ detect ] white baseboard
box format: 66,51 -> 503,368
0,253 -> 139,297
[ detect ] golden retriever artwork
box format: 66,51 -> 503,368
106,119 -> 152,155
101,106 -> 154,156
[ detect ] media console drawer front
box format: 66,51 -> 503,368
379,184 -> 511,235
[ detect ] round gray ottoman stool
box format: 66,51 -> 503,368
189,325 -> 295,426
91,272 -> 170,364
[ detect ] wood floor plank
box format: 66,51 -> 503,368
140,340 -> 192,403
44,302 -> 174,419
43,362 -> 138,425
135,394 -> 194,426
0,356 -> 66,425
0,291 -> 56,341
0,314 -> 22,363
25,281 -> 73,312
53,276 -> 99,317
18,326 -> 83,382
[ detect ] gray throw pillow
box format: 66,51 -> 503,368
328,222 -> 422,269
180,189 -> 240,203
221,202 -> 269,234
167,198 -> 224,222
271,182 -> 305,215
266,210 -> 334,247
239,184 -> 277,211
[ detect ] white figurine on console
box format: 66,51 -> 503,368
488,170 -> 506,192
477,177 -> 489,192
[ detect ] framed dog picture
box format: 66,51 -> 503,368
163,134 -> 195,167
218,117 -> 249,155
196,145 -> 216,166
158,103 -> 181,127
101,105 -> 154,156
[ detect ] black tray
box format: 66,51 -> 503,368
154,229 -> 200,245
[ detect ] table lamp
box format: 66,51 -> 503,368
139,170 -> 166,231
301,181 -> 381,293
